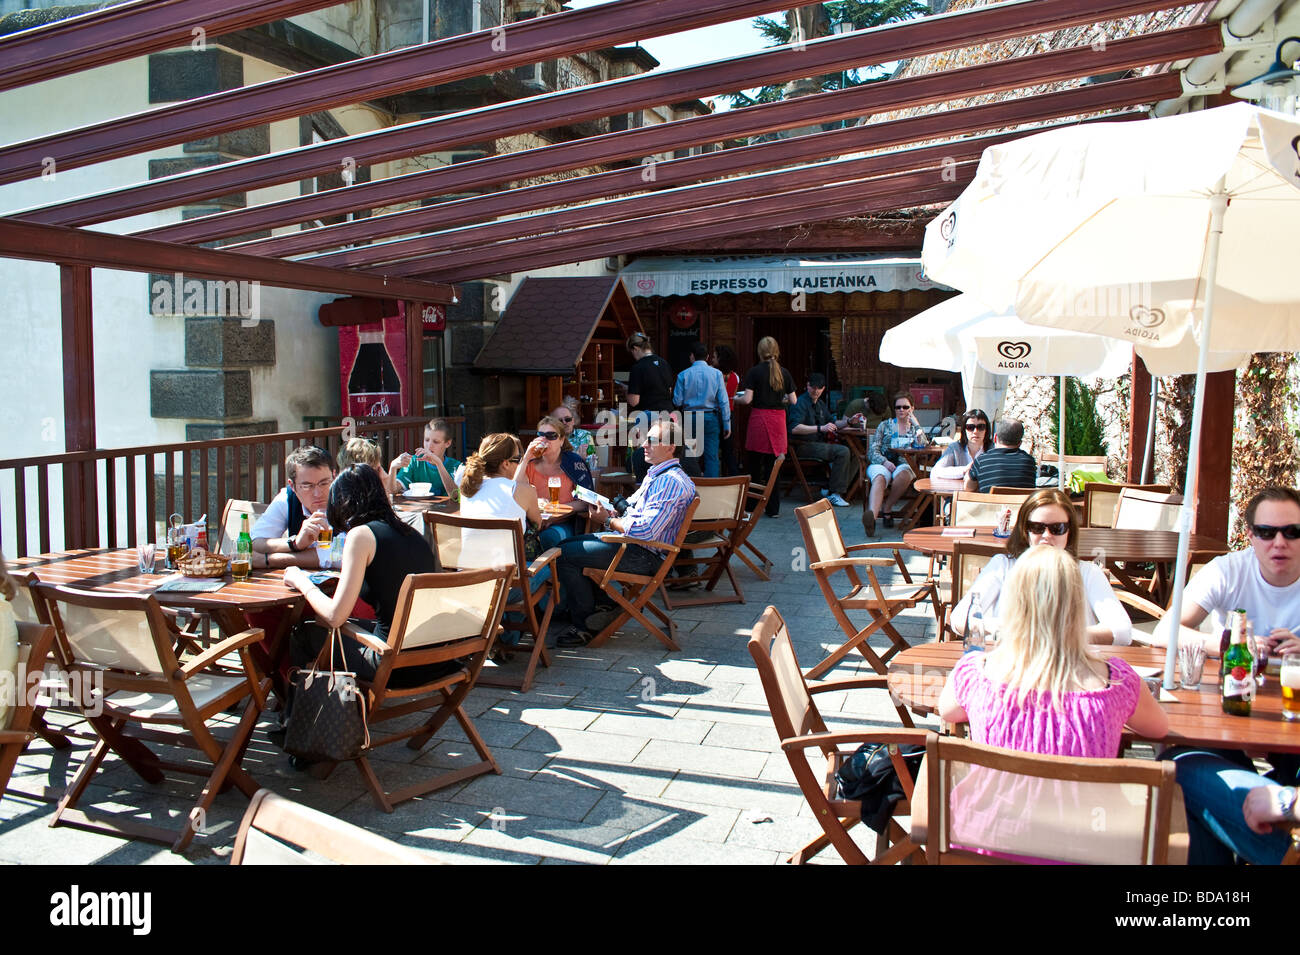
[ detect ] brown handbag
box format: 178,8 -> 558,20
284,628 -> 370,763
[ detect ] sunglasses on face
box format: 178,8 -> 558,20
556,416 -> 573,423
895,405 -> 911,411
1026,521 -> 1070,536
538,431 -> 560,441
965,422 -> 988,432
1252,523 -> 1300,540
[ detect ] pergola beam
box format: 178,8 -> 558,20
409,164 -> 979,283
0,0 -> 346,92
420,181 -> 970,283
294,77 -> 1178,268
14,0 -> 1192,227
212,45 -> 1198,257
0,219 -> 457,302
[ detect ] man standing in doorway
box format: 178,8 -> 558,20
673,340 -> 730,477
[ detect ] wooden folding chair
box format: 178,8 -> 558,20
951,490 -> 1031,527
735,453 -> 783,582
582,497 -> 701,651
781,450 -> 830,504
1082,482 -> 1172,528
231,789 -> 436,865
32,583 -> 269,852
424,512 -> 558,692
217,499 -> 269,555
8,579 -> 76,755
1113,487 -> 1185,532
749,606 -> 926,865
663,475 -> 749,609
912,734 -> 1183,864
794,499 -> 938,690
943,540 -> 1004,640
334,568 -> 510,813
0,620 -> 59,797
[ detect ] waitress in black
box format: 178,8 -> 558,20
735,335 -> 797,517
625,331 -> 676,481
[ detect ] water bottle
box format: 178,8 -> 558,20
963,588 -> 987,654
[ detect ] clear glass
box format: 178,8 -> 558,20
1281,653 -> 1300,722
136,542 -> 156,574
1178,641 -> 1206,691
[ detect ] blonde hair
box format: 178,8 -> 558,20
460,434 -> 522,498
757,336 -> 783,393
986,545 -> 1101,710
336,437 -> 382,472
537,416 -> 574,454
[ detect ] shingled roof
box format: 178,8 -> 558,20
473,275 -> 642,375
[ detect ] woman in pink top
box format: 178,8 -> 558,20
938,545 -> 1167,758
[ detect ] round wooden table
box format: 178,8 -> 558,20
886,641 -> 1300,753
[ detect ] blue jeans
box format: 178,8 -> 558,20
538,518 -> 580,552
1163,747 -> 1293,865
499,566 -> 551,647
683,410 -> 721,478
556,534 -> 663,623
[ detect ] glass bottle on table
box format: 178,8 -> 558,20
232,514 -> 252,581
963,587 -> 987,654
1221,608 -> 1254,717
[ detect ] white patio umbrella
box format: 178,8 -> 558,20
880,293 -> 1134,487
921,102 -> 1300,688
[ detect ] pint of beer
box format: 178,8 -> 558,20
1282,653 -> 1300,722
548,475 -> 562,507
318,525 -> 333,547
231,557 -> 252,581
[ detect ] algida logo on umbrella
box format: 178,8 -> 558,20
1125,305 -> 1166,341
995,340 -> 1032,369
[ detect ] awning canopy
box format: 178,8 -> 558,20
620,254 -> 947,298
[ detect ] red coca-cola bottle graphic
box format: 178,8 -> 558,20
347,329 -> 402,417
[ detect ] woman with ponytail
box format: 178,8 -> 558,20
735,336 -> 796,517
457,433 -> 547,650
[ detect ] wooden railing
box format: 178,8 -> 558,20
303,415 -> 466,459
0,416 -> 435,559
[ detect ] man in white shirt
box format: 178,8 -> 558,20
250,445 -> 336,568
1155,486 -> 1300,864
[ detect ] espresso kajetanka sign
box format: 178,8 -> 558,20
620,254 -> 945,298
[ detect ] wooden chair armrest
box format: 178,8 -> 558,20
339,621 -> 390,656
910,756 -> 931,845
807,675 -> 891,694
847,541 -> 914,581
527,547 -> 562,578
779,728 -> 929,755
179,628 -> 265,678
601,535 -> 680,557
1115,588 -> 1167,620
810,556 -> 894,572
0,729 -> 35,745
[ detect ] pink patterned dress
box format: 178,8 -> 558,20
950,653 -> 1141,757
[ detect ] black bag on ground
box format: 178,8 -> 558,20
835,742 -> 925,833
284,628 -> 370,763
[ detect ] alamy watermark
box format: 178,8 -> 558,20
150,272 -> 261,327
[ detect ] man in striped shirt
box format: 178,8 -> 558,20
964,418 -> 1038,493
555,419 -> 697,647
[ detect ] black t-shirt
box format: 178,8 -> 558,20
360,519 -> 437,639
627,354 -> 676,412
742,363 -> 796,409
968,446 -> 1038,493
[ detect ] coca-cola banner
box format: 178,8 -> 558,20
339,313 -> 410,418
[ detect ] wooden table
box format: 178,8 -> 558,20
886,642 -> 1300,753
902,525 -> 1229,604
912,476 -> 969,526
11,548 -> 306,696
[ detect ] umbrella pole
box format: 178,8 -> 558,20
1058,376 -> 1066,490
1162,184 -> 1228,690
1142,373 -> 1158,484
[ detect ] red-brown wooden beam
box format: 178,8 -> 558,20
17,0 -> 1201,226
413,167 -> 976,283
320,135 -> 998,272
60,264 -> 97,548
1194,371 -> 1235,542
228,69 -> 1184,259
0,0 -> 345,93
1127,354 -> 1154,484
0,219 -> 457,302
0,0 -> 803,185
418,182 -> 968,283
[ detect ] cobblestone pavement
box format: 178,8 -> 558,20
1,499 -> 944,865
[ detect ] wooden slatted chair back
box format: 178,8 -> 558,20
1113,487 -> 1184,532
1083,483 -> 1171,528
951,491 -> 1030,527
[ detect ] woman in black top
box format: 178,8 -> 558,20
285,464 -> 439,682
735,335 -> 797,516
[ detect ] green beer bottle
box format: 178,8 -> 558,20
1221,608 -> 1253,717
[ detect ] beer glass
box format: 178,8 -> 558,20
547,475 -> 561,507
166,526 -> 188,569
1281,652 -> 1300,722
317,525 -> 333,547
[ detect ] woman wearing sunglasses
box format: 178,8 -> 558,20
864,390 -> 930,536
949,488 -> 1131,645
523,415 -> 595,549
933,408 -> 994,481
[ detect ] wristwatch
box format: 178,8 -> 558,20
287,536 -> 300,553
1277,786 -> 1297,821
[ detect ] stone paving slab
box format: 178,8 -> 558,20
2,503 -> 944,865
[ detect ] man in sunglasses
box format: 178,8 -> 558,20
1153,486 -> 1300,864
552,420 -> 697,648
